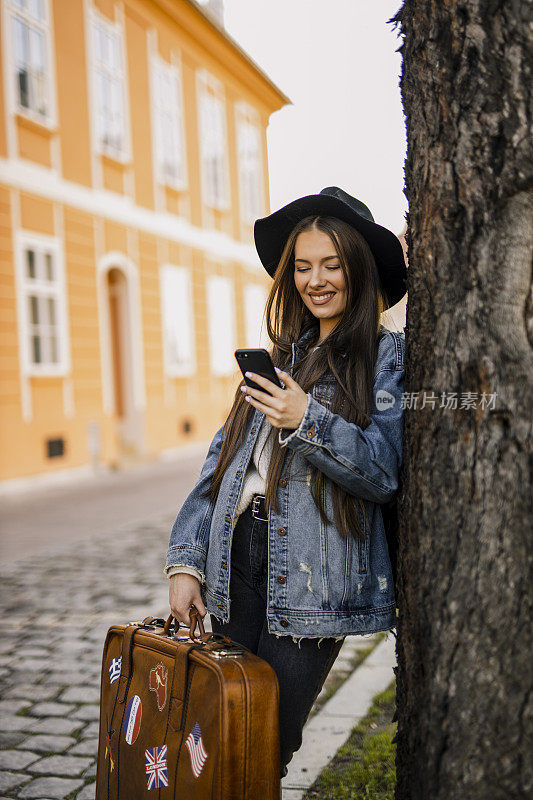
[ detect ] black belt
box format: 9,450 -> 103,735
250,493 -> 268,521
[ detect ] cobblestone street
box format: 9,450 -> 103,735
0,510 -> 176,799
0,504 -> 382,800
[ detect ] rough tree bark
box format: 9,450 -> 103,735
389,2 -> 532,799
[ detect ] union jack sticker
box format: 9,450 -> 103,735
145,745 -> 168,790
185,721 -> 208,778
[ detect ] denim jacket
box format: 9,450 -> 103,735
165,324 -> 405,639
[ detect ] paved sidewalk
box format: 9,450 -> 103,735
0,508 -> 393,799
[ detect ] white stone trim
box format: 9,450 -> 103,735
82,0 -> 101,189
1,0 -> 18,159
0,156 -> 262,272
146,26 -> 162,213
9,188 -> 31,421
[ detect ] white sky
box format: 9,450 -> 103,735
220,0 -> 407,237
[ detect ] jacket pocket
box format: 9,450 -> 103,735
312,382 -> 334,406
340,506 -> 369,606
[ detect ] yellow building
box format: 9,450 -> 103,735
0,0 -> 289,483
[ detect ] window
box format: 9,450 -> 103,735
197,71 -> 229,208
236,103 -> 264,222
17,237 -> 68,375
160,266 -> 195,376
206,276 -> 235,376
9,0 -> 52,120
151,57 -> 186,188
90,13 -> 128,158
244,284 -> 269,348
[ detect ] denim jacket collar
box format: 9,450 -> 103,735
291,325 -> 318,366
291,322 -> 389,368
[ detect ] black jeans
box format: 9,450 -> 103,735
210,495 -> 345,779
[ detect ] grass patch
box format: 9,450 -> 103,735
303,680 -> 397,800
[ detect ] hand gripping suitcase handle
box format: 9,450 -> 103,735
164,607 -> 254,655
163,604 -> 206,641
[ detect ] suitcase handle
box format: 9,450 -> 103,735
163,604 -> 206,641
188,605 -> 206,640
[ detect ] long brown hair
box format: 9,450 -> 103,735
200,215 -> 390,542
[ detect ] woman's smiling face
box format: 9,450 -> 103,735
293,227 -> 347,338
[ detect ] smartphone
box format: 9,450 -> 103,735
234,348 -> 284,395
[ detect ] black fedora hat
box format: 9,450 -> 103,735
254,186 -> 407,309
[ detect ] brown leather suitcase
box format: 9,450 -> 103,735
95,607 -> 281,799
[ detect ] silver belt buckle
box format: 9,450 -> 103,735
251,495 -> 268,521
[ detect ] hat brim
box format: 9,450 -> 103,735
254,193 -> 407,308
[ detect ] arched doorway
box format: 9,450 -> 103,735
107,267 -> 139,456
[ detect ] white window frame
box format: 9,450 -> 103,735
88,8 -> 131,162
244,283 -> 269,348
159,265 -> 196,378
206,275 -> 236,376
149,54 -> 187,191
15,231 -> 70,377
235,101 -> 264,223
5,0 -> 57,128
196,69 -> 230,210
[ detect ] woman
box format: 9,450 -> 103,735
165,186 -> 407,782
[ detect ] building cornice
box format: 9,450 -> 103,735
153,0 -> 292,111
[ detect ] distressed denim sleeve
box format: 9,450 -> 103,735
278,335 -> 405,503
166,565 -> 204,584
164,423 -> 225,581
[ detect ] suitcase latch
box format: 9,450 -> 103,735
211,647 -> 245,658
171,634 -> 200,642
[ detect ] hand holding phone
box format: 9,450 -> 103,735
235,348 -> 309,430
234,348 -> 284,395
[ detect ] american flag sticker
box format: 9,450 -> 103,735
108,656 -> 122,685
185,721 -> 208,778
145,745 -> 168,790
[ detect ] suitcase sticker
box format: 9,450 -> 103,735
108,656 -> 122,685
145,745 -> 168,790
123,695 -> 142,745
148,663 -> 168,711
105,715 -> 115,772
185,721 -> 208,778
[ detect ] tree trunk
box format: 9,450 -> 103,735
389,2 -> 532,798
